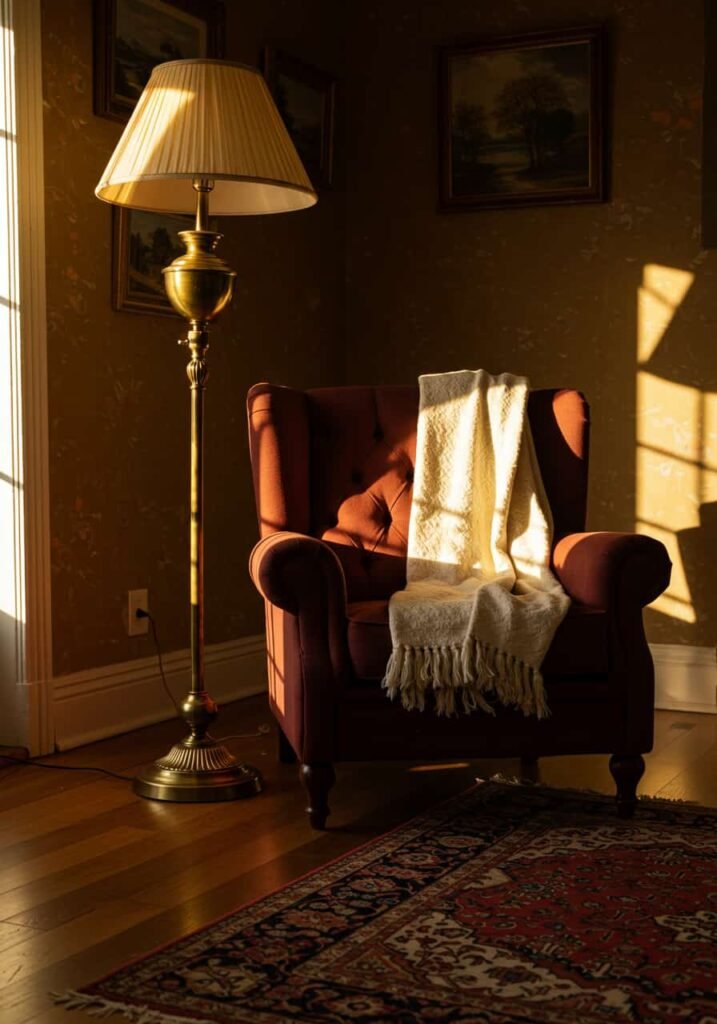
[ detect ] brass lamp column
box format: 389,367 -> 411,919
95,59 -> 317,801
133,180 -> 260,801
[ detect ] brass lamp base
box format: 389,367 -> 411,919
133,736 -> 262,802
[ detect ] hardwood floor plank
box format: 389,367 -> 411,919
0,827 -> 150,898
0,788 -> 225,868
0,923 -> 40,956
0,697 -> 713,1024
0,784 -> 136,845
655,750 -> 717,803
0,898 -> 157,992
0,902 -> 210,1024
0,797 -> 282,925
4,812 -> 295,930
651,717 -> 717,764
131,805 -> 356,910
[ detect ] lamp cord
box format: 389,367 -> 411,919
0,754 -> 134,782
141,610 -> 181,716
139,609 -> 271,741
0,612 -> 270,784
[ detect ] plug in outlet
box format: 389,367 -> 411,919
127,589 -> 149,636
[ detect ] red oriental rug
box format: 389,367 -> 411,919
56,782 -> 717,1024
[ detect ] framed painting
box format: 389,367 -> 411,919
263,47 -> 335,189
439,26 -> 606,211
94,0 -> 224,122
113,207 -> 191,316
704,0 -> 717,246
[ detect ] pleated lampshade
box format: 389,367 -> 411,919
95,59 -> 317,216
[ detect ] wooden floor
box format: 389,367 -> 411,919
0,697 -> 715,1023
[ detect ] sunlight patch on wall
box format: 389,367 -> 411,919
637,264 -> 694,362
636,264 -> 706,625
703,392 -> 717,477
634,518 -> 696,623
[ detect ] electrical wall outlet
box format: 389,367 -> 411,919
127,589 -> 149,636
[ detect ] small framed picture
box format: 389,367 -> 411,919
113,208 -> 190,316
439,26 -> 606,211
263,47 -> 335,189
94,0 -> 224,122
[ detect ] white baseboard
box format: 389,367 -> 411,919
48,637 -> 716,749
52,634 -> 267,751
651,643 -> 717,715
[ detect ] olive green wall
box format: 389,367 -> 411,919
345,0 -> 716,647
42,0 -> 346,674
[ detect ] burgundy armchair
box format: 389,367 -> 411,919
247,383 -> 671,828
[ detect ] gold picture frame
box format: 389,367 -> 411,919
263,47 -> 336,189
113,207 -> 192,317
94,0 -> 224,123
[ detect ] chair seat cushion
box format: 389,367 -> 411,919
346,600 -> 609,682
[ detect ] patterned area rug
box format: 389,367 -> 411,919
56,782 -> 717,1024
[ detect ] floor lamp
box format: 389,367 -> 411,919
95,59 -> 317,801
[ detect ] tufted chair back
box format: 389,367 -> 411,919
247,383 -> 590,603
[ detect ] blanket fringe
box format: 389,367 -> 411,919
52,990 -> 214,1024
383,638 -> 548,719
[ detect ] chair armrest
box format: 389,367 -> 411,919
553,532 -> 671,611
249,531 -> 347,616
250,533 -> 351,760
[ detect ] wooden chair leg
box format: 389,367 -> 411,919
278,726 -> 297,765
609,754 -> 645,818
300,762 -> 336,830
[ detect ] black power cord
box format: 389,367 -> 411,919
137,607 -> 270,741
0,611 -> 165,783
0,754 -> 134,782
0,608 -> 271,784
138,609 -> 181,717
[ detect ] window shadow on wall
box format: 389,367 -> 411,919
637,263 -> 717,643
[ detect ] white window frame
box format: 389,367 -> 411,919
1,0 -> 53,755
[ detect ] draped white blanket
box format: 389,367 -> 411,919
383,369 -> 570,718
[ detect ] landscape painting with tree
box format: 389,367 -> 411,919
113,209 -> 190,316
440,28 -> 605,210
263,49 -> 335,188
94,0 -> 223,122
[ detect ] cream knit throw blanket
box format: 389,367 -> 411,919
383,369 -> 570,718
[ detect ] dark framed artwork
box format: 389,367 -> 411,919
113,207 -> 190,316
439,26 -> 606,211
94,0 -> 225,122
703,0 -> 717,246
263,47 -> 335,189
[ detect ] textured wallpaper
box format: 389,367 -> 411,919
344,0 -> 717,648
41,0 -> 346,675
42,0 -> 715,675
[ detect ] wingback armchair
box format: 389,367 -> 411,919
247,383 -> 671,828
